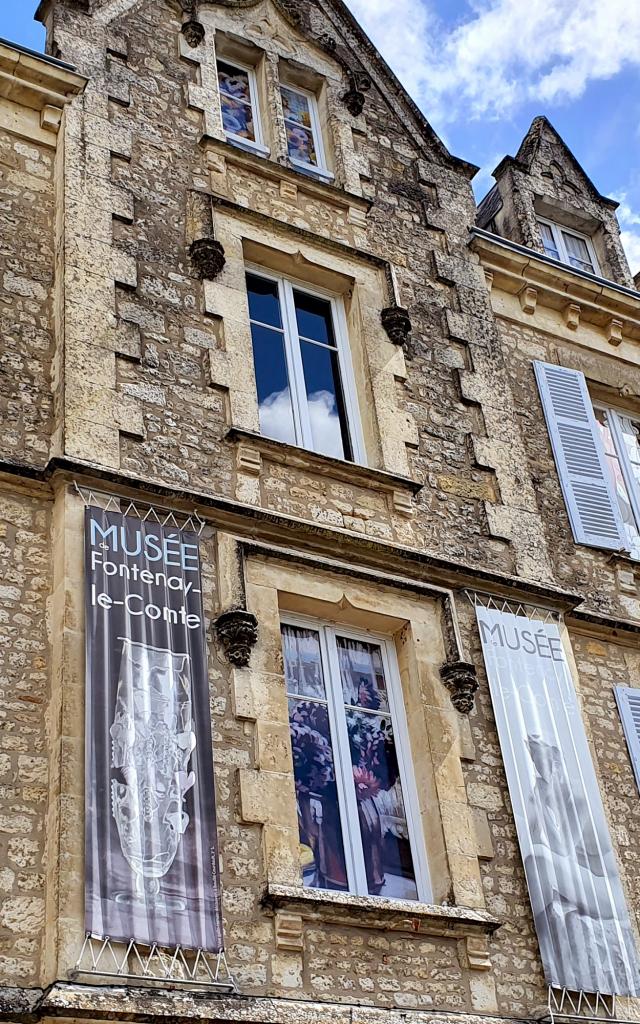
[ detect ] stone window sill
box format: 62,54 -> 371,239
263,883 -> 501,938
226,427 -> 423,499
201,133 -> 371,214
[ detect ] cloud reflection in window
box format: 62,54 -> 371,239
259,387 -> 344,458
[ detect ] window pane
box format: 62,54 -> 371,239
563,231 -> 595,273
217,62 -> 255,140
294,290 -> 336,346
619,416 -> 640,560
336,636 -> 389,712
247,274 -> 282,329
285,123 -> 318,166
282,625 -> 349,891
218,61 -> 252,102
538,222 -> 559,260
595,409 -> 640,559
282,624 -> 327,701
281,87 -> 312,128
249,324 -> 295,444
345,707 -> 418,900
300,340 -> 352,460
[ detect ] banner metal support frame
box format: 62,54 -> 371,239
73,482 -> 207,536
70,934 -> 237,992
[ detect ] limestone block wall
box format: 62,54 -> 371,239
36,0 -> 557,587
0,484 -> 52,985
0,118 -> 57,467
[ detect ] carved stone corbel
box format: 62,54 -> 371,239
187,191 -> 225,280
342,71 -> 372,117
181,18 -> 205,47
215,608 -> 259,667
381,305 -> 412,347
440,661 -> 479,715
189,237 -> 226,279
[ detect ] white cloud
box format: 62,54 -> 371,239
615,196 -> 640,277
345,0 -> 640,124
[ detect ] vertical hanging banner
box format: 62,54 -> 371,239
84,507 -> 222,952
476,604 -> 640,996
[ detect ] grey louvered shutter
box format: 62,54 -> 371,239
615,687 -> 640,795
534,361 -> 626,550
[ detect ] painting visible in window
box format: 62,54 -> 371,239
218,60 -> 256,141
283,625 -> 349,891
281,86 -> 318,167
336,636 -> 418,899
283,622 -> 420,901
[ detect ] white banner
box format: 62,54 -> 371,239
476,605 -> 639,995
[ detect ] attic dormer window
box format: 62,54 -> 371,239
280,84 -> 333,182
217,58 -> 269,157
537,218 -> 599,275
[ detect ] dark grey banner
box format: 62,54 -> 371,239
84,507 -> 222,952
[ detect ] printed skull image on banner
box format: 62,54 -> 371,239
84,507 -> 223,952
476,604 -> 639,996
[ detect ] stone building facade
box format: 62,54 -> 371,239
1,2 -> 640,1024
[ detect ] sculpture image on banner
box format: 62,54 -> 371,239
84,507 -> 223,952
476,605 -> 640,996
110,640 -> 196,907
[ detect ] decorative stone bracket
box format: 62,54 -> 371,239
318,32 -> 372,118
214,608 -> 259,667
189,237 -> 226,279
181,18 -> 205,47
187,190 -> 226,280
381,305 -> 412,347
440,661 -> 479,715
342,71 -> 372,117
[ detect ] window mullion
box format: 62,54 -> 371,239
324,627 -> 369,896
279,279 -> 307,448
609,411 -> 640,534
284,282 -> 314,449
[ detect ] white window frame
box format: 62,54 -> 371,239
281,612 -> 432,904
537,216 -> 600,275
594,403 -> 640,554
246,264 -> 366,465
216,55 -> 270,157
280,82 -> 333,182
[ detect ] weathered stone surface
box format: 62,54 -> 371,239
0,7 -> 639,1024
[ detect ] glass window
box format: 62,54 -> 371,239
217,59 -> 267,153
562,230 -> 595,273
537,218 -> 598,274
280,84 -> 330,178
539,221 -> 560,260
282,620 -> 428,901
595,407 -> 640,559
246,271 -> 361,462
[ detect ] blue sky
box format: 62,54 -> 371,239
2,0 -> 640,272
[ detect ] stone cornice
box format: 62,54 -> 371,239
470,227 -> 640,347
0,39 -> 86,129
0,38 -> 86,145
0,455 -> 581,611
